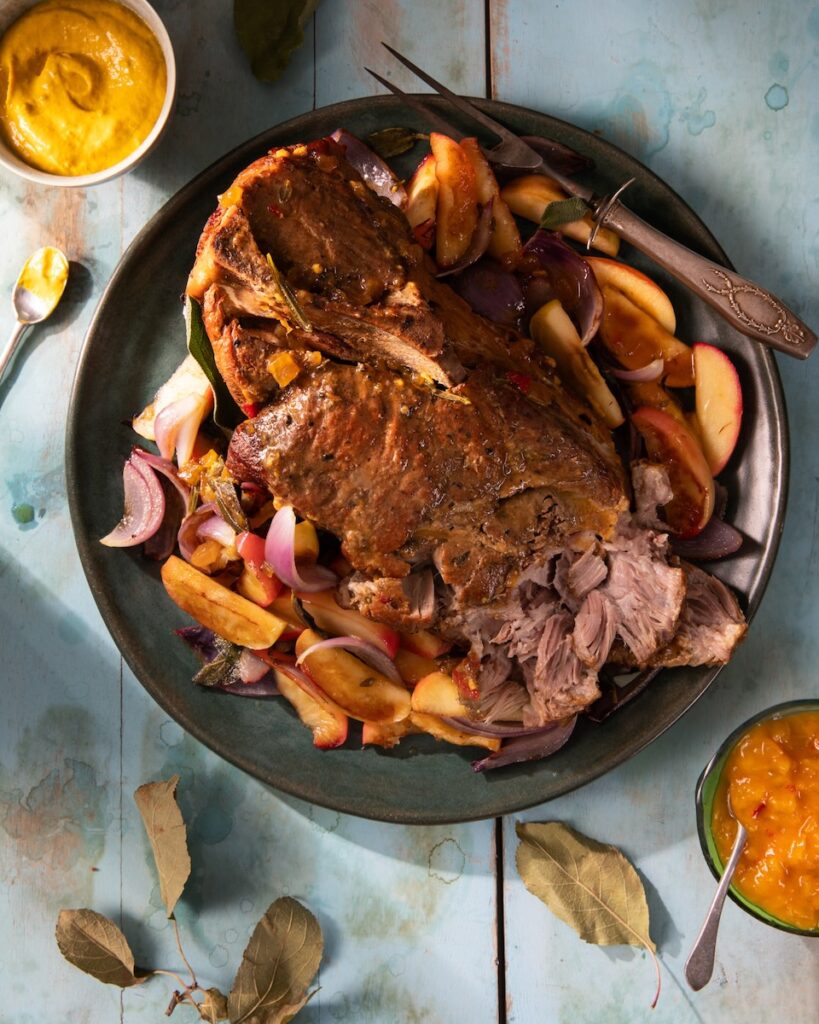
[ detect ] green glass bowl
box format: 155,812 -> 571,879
695,699 -> 819,936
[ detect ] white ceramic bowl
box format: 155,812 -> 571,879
0,0 -> 176,187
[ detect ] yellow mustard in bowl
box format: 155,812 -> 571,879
0,0 -> 167,176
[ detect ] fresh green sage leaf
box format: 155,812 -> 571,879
200,987 -> 230,1022
234,0 -> 319,83
539,196 -> 590,230
516,821 -> 660,1006
228,896 -> 323,1024
185,296 -> 243,432
366,127 -> 426,159
265,253 -> 312,332
134,776 -> 191,919
55,909 -> 147,988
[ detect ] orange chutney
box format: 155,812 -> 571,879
712,711 -> 819,930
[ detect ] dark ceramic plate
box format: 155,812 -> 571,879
66,97 -> 788,824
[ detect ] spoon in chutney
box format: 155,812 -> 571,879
1,246 -> 69,383
685,792 -> 748,991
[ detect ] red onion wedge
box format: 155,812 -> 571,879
144,477 -> 185,561
264,505 -> 337,593
101,454 -> 166,547
670,517 -> 743,560
522,230 -> 602,345
441,717 -> 554,739
610,358 -> 665,383
330,129 -> 407,208
471,716 -> 577,772
154,392 -> 208,467
436,201 -> 494,278
131,449 -> 191,505
177,501 -> 217,561
197,514 -> 237,549
296,636 -> 402,684
238,649 -> 271,684
449,258 -> 526,328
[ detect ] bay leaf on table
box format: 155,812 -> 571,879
200,987 -> 230,1022
234,0 -> 319,83
134,775 -> 191,918
55,908 -> 147,988
228,896 -> 323,1024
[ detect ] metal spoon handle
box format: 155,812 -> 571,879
684,822 -> 748,991
0,320 -> 28,382
602,203 -> 816,359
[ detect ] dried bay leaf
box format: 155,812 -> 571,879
228,896 -> 323,1024
134,775 -> 191,918
200,987 -> 230,1022
516,821 -> 661,1006
56,909 -> 147,988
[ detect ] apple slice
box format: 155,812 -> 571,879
394,648 -> 440,686
598,286 -> 694,387
460,137 -> 522,267
406,153 -> 438,250
132,354 -> 212,441
295,629 -> 411,724
430,132 -> 479,268
529,300 -> 624,429
296,590 -> 400,658
627,380 -> 686,426
586,257 -> 676,334
273,665 -> 348,749
410,712 -> 500,752
400,629 -> 452,659
500,175 -> 620,256
362,718 -> 417,748
161,556 -> 287,649
236,532 -> 282,607
411,671 -> 466,717
693,343 -> 743,475
631,407 -> 715,537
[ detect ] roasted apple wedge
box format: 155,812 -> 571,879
161,555 -> 287,649
599,285 -> 694,387
693,342 -> 743,475
362,718 -> 417,748
236,532 -> 282,607
627,380 -> 686,426
586,257 -> 676,334
631,406 -> 715,537
529,300 -> 624,429
500,175 -> 620,256
411,671 -> 465,717
296,590 -> 400,657
295,629 -> 411,723
394,648 -> 440,686
400,629 -> 453,659
406,153 -> 438,250
273,664 -> 348,749
410,713 -> 500,752
460,137 -> 522,267
430,132 -> 479,268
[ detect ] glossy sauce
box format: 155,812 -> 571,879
16,246 -> 68,310
712,711 -> 819,930
0,0 -> 166,176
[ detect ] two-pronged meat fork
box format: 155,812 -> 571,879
368,44 -> 815,359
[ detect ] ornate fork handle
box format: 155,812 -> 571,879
599,201 -> 816,358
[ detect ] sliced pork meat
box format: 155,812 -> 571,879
525,610 -> 601,724
573,590 -> 617,670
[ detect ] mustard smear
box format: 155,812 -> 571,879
0,0 -> 166,176
16,246 -> 69,311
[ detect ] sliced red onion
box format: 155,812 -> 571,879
264,505 -> 337,593
441,717 -> 554,739
144,477 -> 186,561
154,393 -> 205,466
178,501 -> 217,561
610,358 -> 665,383
196,514 -> 237,549
522,230 -> 602,345
471,716 -> 577,772
238,649 -> 271,684
101,454 -> 166,547
670,518 -> 743,560
131,449 -> 191,505
218,678 -> 280,698
296,636 -> 402,684
331,129 -> 407,207
436,200 -> 494,278
449,258 -> 526,328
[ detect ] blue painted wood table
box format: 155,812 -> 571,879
2,1 -> 818,1020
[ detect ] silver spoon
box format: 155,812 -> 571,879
1,246 -> 69,383
685,793 -> 748,991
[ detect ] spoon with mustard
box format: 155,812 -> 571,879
685,792 -> 748,991
1,246 -> 69,383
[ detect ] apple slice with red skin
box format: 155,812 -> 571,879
430,132 -> 479,267
586,257 -> 676,334
599,286 -> 694,387
410,712 -> 500,752
236,532 -> 282,608
272,664 -> 348,749
296,590 -> 400,658
627,380 -> 686,426
400,628 -> 453,659
460,137 -> 522,267
631,406 -> 715,537
693,342 -> 743,475
411,671 -> 465,717
406,153 -> 438,249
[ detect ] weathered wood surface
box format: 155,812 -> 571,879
1,0 -> 818,1021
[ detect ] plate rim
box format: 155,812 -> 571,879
66,94 -> 790,824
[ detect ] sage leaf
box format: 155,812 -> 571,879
367,127 -> 425,159
234,0 -> 319,83
134,775 -> 191,919
185,296 -> 243,432
200,987 -> 230,1022
516,821 -> 661,1006
228,897 -> 323,1024
55,909 -> 147,988
539,196 -> 590,230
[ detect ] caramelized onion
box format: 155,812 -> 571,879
471,716 -> 577,772
100,454 -> 165,547
330,129 -> 407,207
436,201 -> 494,278
522,230 -> 602,345
610,358 -> 665,383
264,505 -> 337,593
